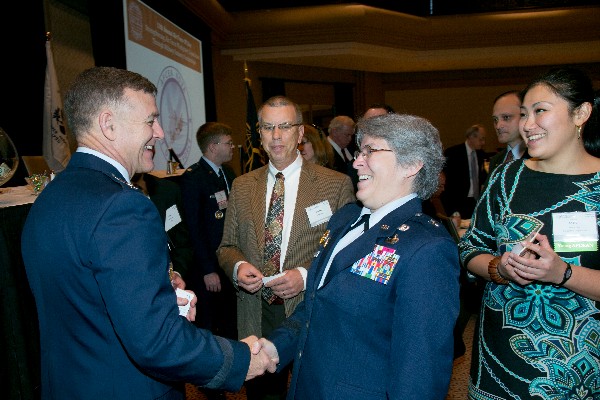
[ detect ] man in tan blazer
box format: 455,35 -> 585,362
217,96 -> 355,400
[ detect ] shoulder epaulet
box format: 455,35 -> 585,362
110,173 -> 140,191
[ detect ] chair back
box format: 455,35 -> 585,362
22,156 -> 51,176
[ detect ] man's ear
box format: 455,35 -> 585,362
99,111 -> 116,140
297,125 -> 304,144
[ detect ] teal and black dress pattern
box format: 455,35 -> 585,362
459,159 -> 600,399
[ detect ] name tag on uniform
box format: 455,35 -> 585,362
165,204 -> 181,231
306,200 -> 332,227
215,190 -> 228,210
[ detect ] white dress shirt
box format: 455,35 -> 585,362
328,137 -> 352,162
465,142 -> 478,198
233,153 -> 309,287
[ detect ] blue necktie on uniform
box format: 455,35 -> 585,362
349,213 -> 370,232
217,168 -> 228,195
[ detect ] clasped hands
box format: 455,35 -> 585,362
495,233 -> 568,286
242,336 -> 280,380
170,270 -> 281,380
236,262 -> 303,299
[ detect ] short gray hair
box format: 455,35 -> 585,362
257,96 -> 303,124
465,124 -> 485,138
355,113 -> 445,200
64,66 -> 157,139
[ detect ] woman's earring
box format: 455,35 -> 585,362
577,125 -> 581,139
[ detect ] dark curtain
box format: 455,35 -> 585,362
261,78 -> 286,102
333,83 -> 354,117
0,0 -> 45,187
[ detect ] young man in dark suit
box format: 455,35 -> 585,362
180,122 -> 238,337
179,122 -> 239,400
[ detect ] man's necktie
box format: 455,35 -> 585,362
343,148 -> 352,162
318,213 -> 371,289
217,168 -> 228,195
470,151 -> 479,200
262,172 -> 285,304
504,150 -> 514,163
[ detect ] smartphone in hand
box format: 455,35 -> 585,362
511,227 -> 542,256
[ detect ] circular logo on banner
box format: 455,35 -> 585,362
157,66 -> 192,166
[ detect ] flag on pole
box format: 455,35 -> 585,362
43,33 -> 71,173
242,68 -> 265,173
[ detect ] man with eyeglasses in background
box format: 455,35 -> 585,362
217,96 -> 355,400
180,122 -> 238,399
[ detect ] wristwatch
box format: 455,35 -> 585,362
554,262 -> 572,287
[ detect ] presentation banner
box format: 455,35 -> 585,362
124,0 -> 205,170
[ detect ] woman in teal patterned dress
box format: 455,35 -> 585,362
459,66 -> 600,399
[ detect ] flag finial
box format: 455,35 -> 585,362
243,60 -> 251,85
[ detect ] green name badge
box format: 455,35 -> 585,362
553,211 -> 598,253
554,240 -> 597,252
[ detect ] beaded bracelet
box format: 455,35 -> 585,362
168,263 -> 177,281
488,256 -> 510,285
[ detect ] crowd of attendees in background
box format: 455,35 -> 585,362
20,64 -> 600,400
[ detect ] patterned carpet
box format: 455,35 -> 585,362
186,315 -> 476,399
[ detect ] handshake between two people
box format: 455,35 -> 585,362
171,269 -> 281,380
242,336 -> 280,381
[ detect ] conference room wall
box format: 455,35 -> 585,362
6,0 -> 598,183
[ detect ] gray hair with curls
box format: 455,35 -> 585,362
355,113 -> 445,200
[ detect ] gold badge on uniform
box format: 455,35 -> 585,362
215,210 -> 224,219
319,230 -> 331,248
385,234 -> 399,244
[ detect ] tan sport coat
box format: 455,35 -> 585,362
217,159 -> 356,338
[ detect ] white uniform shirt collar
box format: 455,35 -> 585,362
77,147 -> 130,182
202,156 -> 220,174
367,193 -> 419,227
